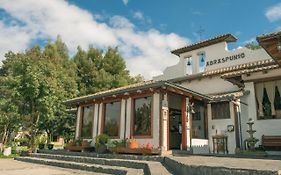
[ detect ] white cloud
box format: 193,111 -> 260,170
0,21 -> 31,61
0,0 -> 188,79
265,3 -> 281,22
122,0 -> 129,6
133,11 -> 144,20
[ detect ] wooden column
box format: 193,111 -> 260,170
181,97 -> 187,150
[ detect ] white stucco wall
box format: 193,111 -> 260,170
153,41 -> 271,81
242,72 -> 281,147
208,102 -> 237,154
180,76 -> 239,95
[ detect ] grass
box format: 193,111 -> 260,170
238,150 -> 267,156
0,153 -> 18,159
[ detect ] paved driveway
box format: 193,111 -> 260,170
0,159 -> 106,175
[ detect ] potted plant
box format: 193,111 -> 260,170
75,138 -> 82,146
95,134 -> 109,154
127,136 -> 138,149
38,136 -> 47,150
110,139 -> 126,153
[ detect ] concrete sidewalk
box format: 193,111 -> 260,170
0,159 -> 106,175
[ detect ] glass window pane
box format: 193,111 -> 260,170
133,96 -> 152,136
104,101 -> 121,137
81,105 -> 94,138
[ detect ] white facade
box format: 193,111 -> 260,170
153,38 -> 281,154
73,33 -> 281,155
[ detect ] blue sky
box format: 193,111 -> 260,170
0,0 -> 281,79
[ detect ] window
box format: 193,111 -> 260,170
211,102 -> 230,120
186,56 -> 192,75
256,80 -> 281,120
198,52 -> 206,72
133,96 -> 152,136
103,101 -> 121,137
81,105 -> 94,138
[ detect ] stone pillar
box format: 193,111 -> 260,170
75,106 -> 82,139
161,93 -> 169,151
125,98 -> 131,139
185,97 -> 191,150
92,103 -> 99,142
97,103 -> 103,135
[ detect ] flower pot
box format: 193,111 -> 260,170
38,144 -> 45,150
127,141 -> 138,149
47,144 -> 54,150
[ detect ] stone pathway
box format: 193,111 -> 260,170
170,155 -> 281,171
0,159 -> 106,175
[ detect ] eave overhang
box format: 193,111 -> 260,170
65,81 -> 212,107
257,30 -> 281,66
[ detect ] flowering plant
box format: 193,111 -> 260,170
141,143 -> 153,150
126,136 -> 137,143
126,136 -> 138,149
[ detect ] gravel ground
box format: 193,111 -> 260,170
0,159 -> 107,175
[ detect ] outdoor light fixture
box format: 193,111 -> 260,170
187,102 -> 195,114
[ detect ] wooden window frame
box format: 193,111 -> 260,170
101,99 -> 122,139
79,104 -> 95,139
131,93 -> 154,139
211,101 -> 231,120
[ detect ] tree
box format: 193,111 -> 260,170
0,76 -> 21,145
245,42 -> 261,50
0,37 -> 143,150
0,39 -> 78,149
74,46 -> 143,96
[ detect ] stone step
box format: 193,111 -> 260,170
29,153 -> 171,175
30,153 -> 147,171
15,157 -> 143,175
38,150 -> 163,162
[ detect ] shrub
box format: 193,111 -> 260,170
95,134 -> 109,147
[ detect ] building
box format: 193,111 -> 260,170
65,30 -> 281,154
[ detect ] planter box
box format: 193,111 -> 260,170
64,145 -> 94,152
111,147 -> 161,155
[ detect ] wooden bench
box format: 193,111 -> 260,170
262,135 -> 281,151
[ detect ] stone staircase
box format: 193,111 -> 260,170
15,150 -> 172,175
